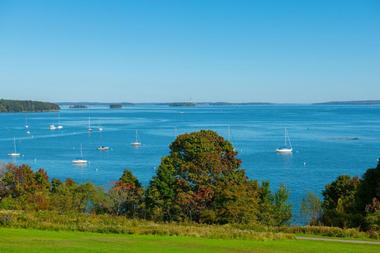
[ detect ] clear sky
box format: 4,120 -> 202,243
0,0 -> 379,103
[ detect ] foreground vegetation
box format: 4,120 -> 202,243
0,99 -> 59,112
0,228 -> 379,253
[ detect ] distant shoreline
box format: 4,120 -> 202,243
57,100 -> 380,107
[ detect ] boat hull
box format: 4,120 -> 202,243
276,148 -> 293,154
72,160 -> 88,164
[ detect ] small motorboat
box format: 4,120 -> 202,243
97,146 -> 110,151
49,124 -> 57,130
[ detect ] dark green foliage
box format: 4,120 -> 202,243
321,175 -> 360,227
300,192 -> 322,225
109,103 -> 122,109
320,160 -> 380,231
356,161 -> 380,212
0,99 -> 60,112
257,182 -> 292,226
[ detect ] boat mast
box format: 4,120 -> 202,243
285,128 -> 292,149
13,137 -> 17,153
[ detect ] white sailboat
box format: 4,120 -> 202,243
131,130 -> 142,147
88,116 -> 93,132
276,128 -> 293,154
72,144 -> 88,164
49,124 -> 57,130
8,137 -> 21,157
57,113 -> 63,129
25,117 -> 29,129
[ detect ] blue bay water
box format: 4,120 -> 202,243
0,104 -> 379,224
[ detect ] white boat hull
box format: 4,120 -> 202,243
8,153 -> 21,157
72,160 -> 88,164
131,142 -> 141,147
276,148 -> 293,153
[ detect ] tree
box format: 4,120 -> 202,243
301,192 -> 322,225
257,182 -> 292,226
146,130 -> 259,224
321,175 -> 360,227
356,160 -> 380,213
108,169 -> 144,217
273,185 -> 292,226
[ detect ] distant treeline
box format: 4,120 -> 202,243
0,99 -> 60,112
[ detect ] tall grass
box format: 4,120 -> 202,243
0,210 -> 378,240
0,210 -> 292,240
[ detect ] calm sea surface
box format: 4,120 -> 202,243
1,104 -> 379,223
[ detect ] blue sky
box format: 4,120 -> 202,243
0,0 -> 379,103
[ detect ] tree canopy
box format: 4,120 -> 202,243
0,99 -> 59,112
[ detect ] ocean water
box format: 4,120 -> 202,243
1,104 -> 379,224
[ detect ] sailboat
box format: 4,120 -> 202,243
49,124 -> 57,130
87,116 -> 93,132
72,144 -> 88,164
57,113 -> 63,129
25,117 -> 29,129
8,137 -> 21,157
276,128 -> 293,154
131,130 -> 142,147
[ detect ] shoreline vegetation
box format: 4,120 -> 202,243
0,99 -> 60,113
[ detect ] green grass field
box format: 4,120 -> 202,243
0,228 -> 379,253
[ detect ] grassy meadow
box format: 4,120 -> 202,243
0,228 -> 379,253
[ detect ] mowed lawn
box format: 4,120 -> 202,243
0,228 -> 379,253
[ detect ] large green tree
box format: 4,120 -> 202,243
146,130 -> 259,224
